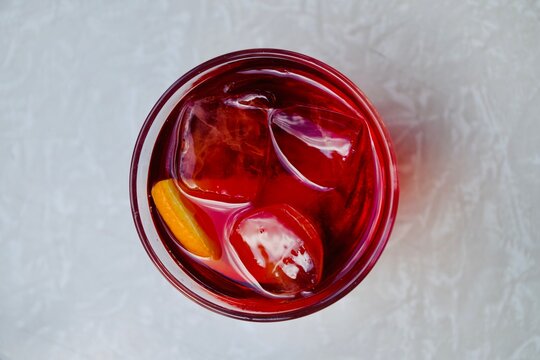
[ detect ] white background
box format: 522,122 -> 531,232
1,1 -> 539,359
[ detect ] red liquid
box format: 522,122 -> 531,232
148,57 -> 380,310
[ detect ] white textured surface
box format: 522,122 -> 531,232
1,0 -> 539,359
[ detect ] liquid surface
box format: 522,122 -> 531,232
148,58 -> 379,305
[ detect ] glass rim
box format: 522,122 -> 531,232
129,48 -> 399,321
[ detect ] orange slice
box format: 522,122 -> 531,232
151,179 -> 219,259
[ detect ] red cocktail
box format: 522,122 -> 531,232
130,49 -> 398,321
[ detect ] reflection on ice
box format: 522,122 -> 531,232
271,107 -> 352,158
269,105 -> 364,190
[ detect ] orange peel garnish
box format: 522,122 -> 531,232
151,179 -> 219,259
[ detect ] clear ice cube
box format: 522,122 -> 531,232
269,105 -> 365,190
176,94 -> 270,202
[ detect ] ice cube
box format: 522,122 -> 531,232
230,204 -> 323,295
269,105 -> 365,190
176,94 -> 270,202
